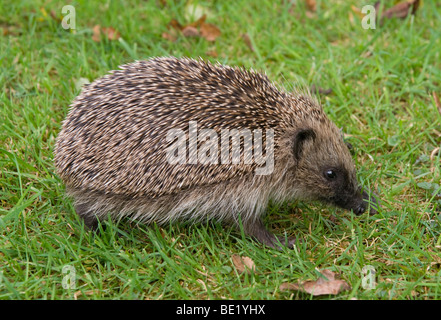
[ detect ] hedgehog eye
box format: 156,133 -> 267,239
324,169 -> 337,181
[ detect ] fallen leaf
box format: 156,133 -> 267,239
206,49 -> 218,58
163,15 -> 220,42
91,25 -> 101,42
200,22 -> 221,42
182,25 -> 199,37
162,19 -> 182,42
169,19 -> 183,31
381,0 -> 420,19
49,9 -> 62,23
378,0 -> 420,25
305,10 -> 315,19
280,269 -> 351,296
353,1 -> 418,26
242,33 -> 254,52
162,31 -> 177,42
305,0 -> 316,12
102,27 -> 120,40
189,14 -> 207,28
232,255 -> 256,274
91,25 -> 120,42
350,5 -> 364,19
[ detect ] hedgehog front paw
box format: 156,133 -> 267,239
243,219 -> 297,250
276,235 -> 298,249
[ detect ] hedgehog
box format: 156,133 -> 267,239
54,57 -> 378,248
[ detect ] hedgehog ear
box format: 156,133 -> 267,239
292,128 -> 316,161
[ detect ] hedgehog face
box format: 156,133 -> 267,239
319,165 -> 377,216
289,127 -> 378,215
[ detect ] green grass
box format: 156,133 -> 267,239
1,0 -> 440,300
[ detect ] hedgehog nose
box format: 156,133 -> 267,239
361,189 -> 379,216
355,203 -> 366,216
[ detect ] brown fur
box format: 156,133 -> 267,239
54,57 -> 377,248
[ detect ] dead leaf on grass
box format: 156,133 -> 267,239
375,0 -> 420,25
189,14 -> 207,28
350,5 -> 364,19
102,27 -> 120,40
200,22 -> 221,42
280,269 -> 351,296
242,33 -> 254,52
352,1 -> 420,26
381,0 -> 420,20
305,0 -> 316,12
232,255 -> 256,274
162,31 -> 177,42
49,9 -> 62,23
163,15 -> 221,42
92,25 -> 120,42
162,19 -> 182,42
182,25 -> 200,37
91,25 -> 101,42
206,49 -> 218,58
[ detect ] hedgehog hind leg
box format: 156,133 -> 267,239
74,202 -> 100,231
243,219 -> 297,249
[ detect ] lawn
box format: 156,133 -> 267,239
1,0 -> 440,300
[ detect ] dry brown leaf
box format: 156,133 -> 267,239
162,31 -> 177,42
280,269 -> 350,296
163,16 -> 220,42
189,14 -> 207,28
169,19 -> 183,31
91,25 -> 101,42
353,1 -> 419,26
232,255 -> 256,274
200,22 -> 221,42
242,33 -> 254,52
102,27 -> 120,40
206,49 -> 218,58
182,25 -> 199,37
350,5 -> 364,19
162,20 -> 182,42
305,11 -> 315,19
91,25 -> 120,41
305,0 -> 316,12
381,0 -> 420,20
378,0 -> 420,25
49,9 -> 62,23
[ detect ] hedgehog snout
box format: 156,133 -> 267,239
357,188 -> 379,216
